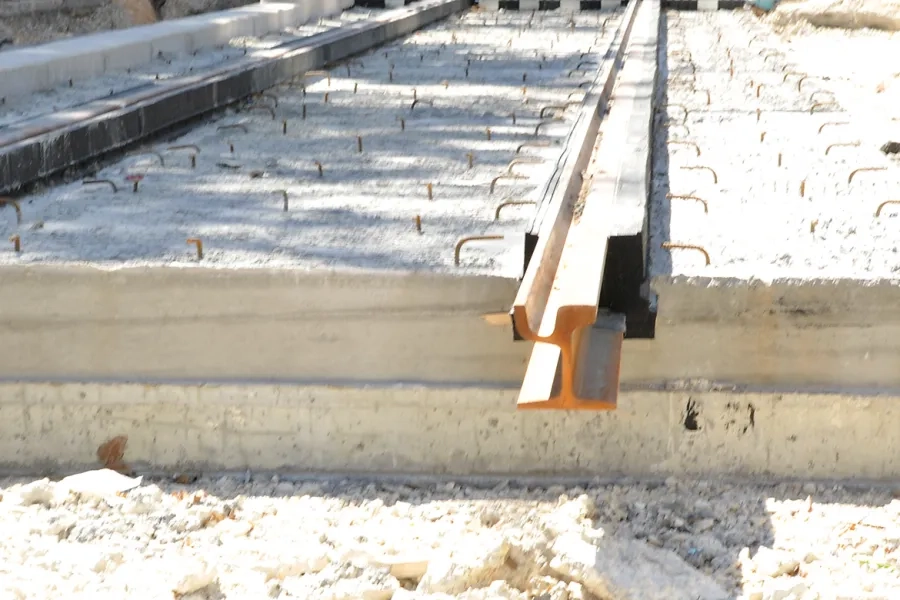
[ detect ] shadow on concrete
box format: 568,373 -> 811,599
2,11 -> 620,272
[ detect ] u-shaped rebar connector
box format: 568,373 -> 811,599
661,241 -> 710,265
516,140 -> 552,154
667,194 -> 708,214
680,165 -> 718,184
875,200 -> 900,217
490,173 -> 527,194
494,200 -> 537,220
825,142 -> 860,156
849,167 -> 886,184
454,235 -> 505,266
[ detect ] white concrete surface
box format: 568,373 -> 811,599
0,0 -> 355,100
1,10 -> 623,276
650,9 -> 900,283
1,379 -> 899,481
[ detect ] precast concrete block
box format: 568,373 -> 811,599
148,22 -> 208,56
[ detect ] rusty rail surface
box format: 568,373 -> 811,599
511,0 -> 655,410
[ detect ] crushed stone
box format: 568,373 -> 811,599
1,472 -> 898,599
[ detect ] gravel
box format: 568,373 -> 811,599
1,471 -> 898,599
1,10 -> 622,275
649,9 -> 900,282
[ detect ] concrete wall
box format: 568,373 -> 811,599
2,380 -> 898,480
0,0 -> 354,100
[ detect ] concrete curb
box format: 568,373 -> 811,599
0,0 -> 353,101
0,0 -> 469,195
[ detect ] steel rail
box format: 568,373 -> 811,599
512,0 -> 658,410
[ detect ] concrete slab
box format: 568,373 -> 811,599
644,8 -> 900,388
0,10 -> 627,391
2,379 -> 899,481
0,1 -> 352,101
1,10 -> 624,276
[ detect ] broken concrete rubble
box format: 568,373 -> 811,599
417,532 -> 511,595
549,532 -> 731,600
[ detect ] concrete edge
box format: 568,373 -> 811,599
0,0 -> 469,194
650,275 -> 900,323
0,264 -> 527,386
0,0 -> 354,100
3,381 -> 900,480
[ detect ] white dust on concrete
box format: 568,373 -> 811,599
1,11 -> 621,276
649,9 -> 900,283
1,472 -> 898,600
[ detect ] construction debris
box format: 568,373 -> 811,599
0,475 -> 898,599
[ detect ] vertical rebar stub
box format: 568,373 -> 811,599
187,238 -> 203,260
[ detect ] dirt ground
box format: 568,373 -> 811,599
0,0 -> 253,47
